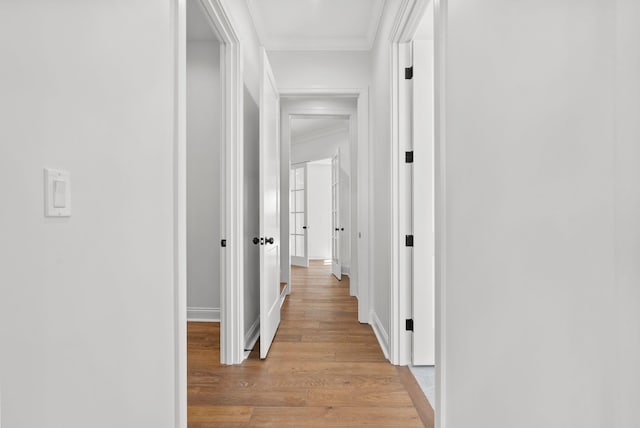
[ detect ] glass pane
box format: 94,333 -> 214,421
296,213 -> 305,234
290,213 -> 295,234
296,235 -> 305,257
290,169 -> 295,189
295,190 -> 304,212
295,167 -> 305,190
290,190 -> 294,209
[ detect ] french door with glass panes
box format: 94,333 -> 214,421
290,163 -> 308,267
331,151 -> 342,280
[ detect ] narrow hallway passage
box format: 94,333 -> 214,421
187,260 -> 433,427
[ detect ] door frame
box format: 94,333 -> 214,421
174,0 -> 244,426
279,88 -> 370,324
390,0 -> 447,427
389,0 -> 429,368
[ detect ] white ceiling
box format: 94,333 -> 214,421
291,117 -> 349,144
247,0 -> 385,51
187,0 -> 219,41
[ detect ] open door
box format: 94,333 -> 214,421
331,150 -> 342,280
412,40 -> 435,365
290,163 -> 309,267
259,48 -> 281,359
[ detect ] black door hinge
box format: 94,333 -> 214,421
405,235 -> 414,247
405,66 -> 413,80
406,319 -> 414,331
221,239 -> 227,248
405,151 -> 414,163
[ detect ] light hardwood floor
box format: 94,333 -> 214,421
188,260 -> 434,427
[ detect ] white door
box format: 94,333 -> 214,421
412,40 -> 435,365
290,163 -> 309,267
331,150 -> 341,280
259,48 -> 281,359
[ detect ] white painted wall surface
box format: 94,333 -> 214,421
369,0 -> 402,351
614,0 -> 640,425
306,162 -> 332,260
186,40 -> 221,320
439,1 -> 640,427
268,51 -> 371,90
291,130 -> 349,165
0,1 -> 175,427
222,0 -> 263,101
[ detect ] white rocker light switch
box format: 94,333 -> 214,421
45,168 -> 71,217
53,179 -> 66,208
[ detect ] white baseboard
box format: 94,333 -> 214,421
371,310 -> 390,360
244,317 -> 260,355
341,265 -> 350,275
280,282 -> 291,306
187,307 -> 220,322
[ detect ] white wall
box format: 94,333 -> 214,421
268,51 -> 371,90
369,0 -> 402,350
291,129 -> 350,165
186,39 -> 221,320
0,1 -> 175,427
439,1 -> 638,427
243,85 -> 261,347
306,162 -> 332,260
223,0 -> 262,102
614,0 -> 640,425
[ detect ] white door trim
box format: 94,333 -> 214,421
174,0 -> 244,425
390,1 -> 448,427
389,0 -> 429,368
279,88 -> 370,323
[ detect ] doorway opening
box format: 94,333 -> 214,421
288,115 -> 352,284
185,0 -> 223,327
281,102 -> 358,295
290,157 -> 338,270
185,0 -> 224,394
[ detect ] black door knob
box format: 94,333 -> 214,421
335,228 -> 339,231
302,226 -> 307,230
265,237 -> 274,245
341,228 -> 344,231
252,237 -> 260,245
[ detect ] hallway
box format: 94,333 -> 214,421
187,261 -> 433,427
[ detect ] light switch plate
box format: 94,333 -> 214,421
44,168 -> 71,217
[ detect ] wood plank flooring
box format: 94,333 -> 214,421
188,260 -> 433,427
